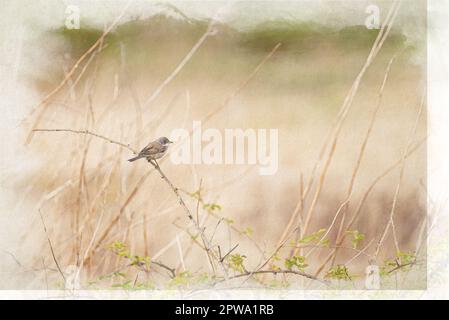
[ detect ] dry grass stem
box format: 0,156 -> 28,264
374,91 -> 426,258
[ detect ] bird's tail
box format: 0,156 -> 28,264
128,155 -> 143,162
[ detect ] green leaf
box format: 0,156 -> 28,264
298,228 -> 326,244
189,190 -> 202,201
397,251 -> 416,265
169,271 -> 193,287
243,227 -> 253,236
227,253 -> 246,272
346,230 -> 365,249
284,255 -> 307,272
203,203 -> 222,211
271,265 -> 281,271
325,265 -> 351,280
318,238 -> 330,247
223,218 -> 234,225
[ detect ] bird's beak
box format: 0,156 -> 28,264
168,140 -> 174,144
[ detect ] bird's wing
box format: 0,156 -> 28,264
139,141 -> 161,156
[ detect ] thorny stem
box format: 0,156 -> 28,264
150,159 -> 194,222
147,160 -> 218,275
32,129 -> 137,154
213,269 -> 329,287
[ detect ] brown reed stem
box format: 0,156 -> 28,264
24,1 -> 132,142
330,50 -> 402,266
85,169 -> 153,264
313,137 -> 426,277
39,210 -> 66,283
34,128 -> 218,273
142,19 -> 217,109
374,90 -> 426,258
277,1 -> 401,256
150,160 -> 217,274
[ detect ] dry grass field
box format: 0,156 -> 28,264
0,1 -> 427,290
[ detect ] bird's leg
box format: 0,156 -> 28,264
149,159 -> 164,179
148,159 -> 161,172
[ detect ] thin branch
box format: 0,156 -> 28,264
313,137 -> 426,277
39,210 -> 66,283
387,261 -> 418,274
215,269 -> 329,287
175,235 -> 186,272
209,218 -> 223,244
255,226 -> 300,273
332,53 -> 399,265
277,1 -> 401,255
151,260 -> 176,279
203,43 -> 282,125
142,19 -> 217,109
344,239 -> 375,266
85,169 -> 153,264
32,129 -> 137,154
150,160 -> 217,276
42,257 -> 49,292
301,1 -> 400,240
24,0 -> 133,142
3,250 -> 23,267
150,160 -> 194,223
287,244 -> 374,259
220,244 -> 239,263
196,179 -> 203,224
180,188 -> 266,257
330,50 -> 402,266
304,197 -> 351,259
374,89 -> 426,257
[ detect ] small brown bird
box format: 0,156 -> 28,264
128,137 -> 173,163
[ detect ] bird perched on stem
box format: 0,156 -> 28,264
128,137 -> 173,165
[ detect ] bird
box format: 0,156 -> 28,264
128,137 -> 173,164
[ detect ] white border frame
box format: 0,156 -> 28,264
1,0 -> 448,299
